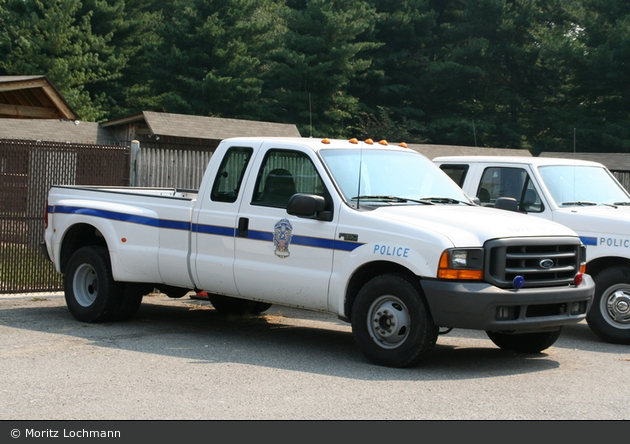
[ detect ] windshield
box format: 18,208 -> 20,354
319,148 -> 472,205
538,165 -> 630,206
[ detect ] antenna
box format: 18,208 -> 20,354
573,128 -> 577,201
472,120 -> 478,147
357,142 -> 363,210
309,93 -> 313,138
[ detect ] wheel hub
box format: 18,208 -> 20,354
368,297 -> 410,349
374,309 -> 397,336
606,290 -> 630,324
74,263 -> 99,307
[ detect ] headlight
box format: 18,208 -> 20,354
438,248 -> 484,280
579,244 -> 587,274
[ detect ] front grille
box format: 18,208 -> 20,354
485,237 -> 583,289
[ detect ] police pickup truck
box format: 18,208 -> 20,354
41,138 -> 594,367
434,155 -> 630,345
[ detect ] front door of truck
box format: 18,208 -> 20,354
233,144 -> 337,311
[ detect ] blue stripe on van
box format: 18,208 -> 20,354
580,236 -> 598,246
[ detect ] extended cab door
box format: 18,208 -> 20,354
192,144 -> 259,296
232,142 -> 338,311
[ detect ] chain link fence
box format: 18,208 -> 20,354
0,139 -> 130,293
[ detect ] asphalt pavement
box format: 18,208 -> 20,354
0,291 -> 628,420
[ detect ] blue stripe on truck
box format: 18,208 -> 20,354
51,205 -> 362,252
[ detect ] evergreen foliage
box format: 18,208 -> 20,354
0,0 -> 629,152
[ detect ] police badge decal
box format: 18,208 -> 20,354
273,218 -> 293,258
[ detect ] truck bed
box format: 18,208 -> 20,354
51,185 -> 199,200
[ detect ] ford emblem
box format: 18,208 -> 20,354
539,258 -> 554,269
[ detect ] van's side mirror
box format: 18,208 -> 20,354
287,193 -> 333,221
494,197 -> 518,212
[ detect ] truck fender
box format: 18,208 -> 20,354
53,201 -> 160,282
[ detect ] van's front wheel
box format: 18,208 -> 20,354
351,274 -> 438,368
587,266 -> 630,344
64,246 -> 122,323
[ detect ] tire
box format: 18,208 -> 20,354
111,283 -> 153,321
486,329 -> 562,353
351,274 -> 438,368
63,246 -> 123,323
587,266 -> 630,344
208,294 -> 272,315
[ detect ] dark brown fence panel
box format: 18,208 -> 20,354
0,139 -> 129,294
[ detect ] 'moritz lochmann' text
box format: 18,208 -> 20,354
25,429 -> 121,438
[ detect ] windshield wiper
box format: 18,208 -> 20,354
561,201 -> 598,206
613,202 -> 630,206
562,201 -> 620,208
351,195 -> 434,204
420,196 -> 472,205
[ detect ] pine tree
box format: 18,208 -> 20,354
0,0 -> 127,121
146,0 -> 285,119
560,0 -> 630,152
263,0 -> 381,138
81,0 -> 163,119
351,0 -> 437,142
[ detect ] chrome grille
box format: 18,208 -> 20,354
485,237 -> 583,288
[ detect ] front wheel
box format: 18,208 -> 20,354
587,267 -> 630,344
64,246 -> 123,323
486,329 -> 562,353
351,274 -> 438,368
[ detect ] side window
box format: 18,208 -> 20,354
478,167 -> 543,213
439,164 -> 469,187
252,149 -> 328,209
521,180 -> 544,213
210,147 -> 253,203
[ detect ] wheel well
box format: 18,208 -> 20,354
344,261 -> 417,320
586,256 -> 630,277
59,223 -> 108,273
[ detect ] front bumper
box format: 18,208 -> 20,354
420,274 -> 595,332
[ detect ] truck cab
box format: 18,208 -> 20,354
434,155 -> 630,344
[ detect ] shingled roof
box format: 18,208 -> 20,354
0,118 -> 117,144
408,143 -> 532,159
539,152 -> 630,172
101,111 -> 301,139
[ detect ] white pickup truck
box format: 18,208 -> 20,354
41,137 -> 594,367
434,155 -> 630,345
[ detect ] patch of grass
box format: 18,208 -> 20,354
0,243 -> 62,292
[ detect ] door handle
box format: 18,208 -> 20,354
238,217 -> 249,237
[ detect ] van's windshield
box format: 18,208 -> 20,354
319,149 -> 473,206
538,165 -> 630,206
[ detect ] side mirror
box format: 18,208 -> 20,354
287,193 -> 333,221
494,197 -> 519,212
